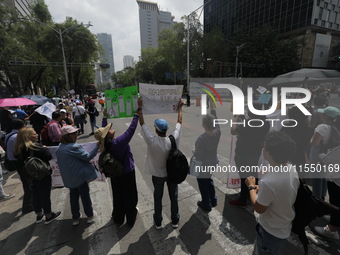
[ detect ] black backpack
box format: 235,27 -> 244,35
25,150 -> 51,180
292,179 -> 339,254
166,135 -> 188,184
98,151 -> 123,178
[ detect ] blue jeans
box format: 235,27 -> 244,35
255,224 -> 286,255
197,178 -> 217,210
69,182 -> 93,219
152,176 -> 179,225
90,118 -> 99,133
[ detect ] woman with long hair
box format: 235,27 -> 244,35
14,128 -> 61,224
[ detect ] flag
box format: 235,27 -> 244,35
34,102 -> 56,119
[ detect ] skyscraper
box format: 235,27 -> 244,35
203,0 -> 340,68
123,55 -> 135,68
97,33 -> 115,84
137,0 -> 175,49
4,0 -> 32,17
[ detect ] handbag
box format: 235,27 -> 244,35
76,106 -> 86,119
189,156 -> 202,177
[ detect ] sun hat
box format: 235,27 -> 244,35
94,123 -> 114,151
60,109 -> 67,113
154,119 -> 169,132
317,106 -> 340,118
61,125 -> 79,136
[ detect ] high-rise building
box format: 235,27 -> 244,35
123,55 -> 135,68
4,0 -> 32,17
97,33 -> 115,84
204,0 -> 340,68
137,0 -> 175,49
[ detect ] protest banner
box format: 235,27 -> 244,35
104,86 -> 138,118
34,102 -> 56,119
48,142 -> 105,187
139,83 -> 183,114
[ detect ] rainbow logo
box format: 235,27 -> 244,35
199,83 -> 223,106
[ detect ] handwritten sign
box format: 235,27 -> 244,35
104,86 -> 138,118
139,83 -> 183,114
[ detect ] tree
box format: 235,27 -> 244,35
229,25 -> 300,77
111,67 -> 136,87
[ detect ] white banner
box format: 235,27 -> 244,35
139,83 -> 183,114
48,142 -> 105,187
35,102 -> 56,119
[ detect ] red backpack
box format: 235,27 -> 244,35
40,121 -> 56,146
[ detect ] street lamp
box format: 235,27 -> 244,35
186,0 -> 212,95
226,40 -> 251,78
30,19 -> 92,91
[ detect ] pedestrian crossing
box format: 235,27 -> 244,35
1,163 -> 337,254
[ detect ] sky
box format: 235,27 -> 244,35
44,0 -> 205,72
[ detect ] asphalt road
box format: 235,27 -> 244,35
0,98 -> 340,254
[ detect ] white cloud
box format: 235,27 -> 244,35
44,0 -> 205,72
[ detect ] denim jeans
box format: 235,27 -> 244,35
310,146 -> 327,199
90,118 -> 99,133
69,182 -> 93,219
31,174 -> 52,214
197,178 -> 217,210
255,223 -> 286,255
0,163 -> 4,196
152,176 -> 179,225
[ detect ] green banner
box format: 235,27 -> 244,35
104,86 -> 138,118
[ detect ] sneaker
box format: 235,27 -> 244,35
229,199 -> 247,208
154,221 -> 162,230
172,219 -> 179,229
36,213 -> 44,224
197,201 -> 212,212
73,212 -> 82,226
323,215 -> 331,222
45,212 -> 61,225
87,210 -> 97,224
0,193 -> 15,201
315,225 -> 340,240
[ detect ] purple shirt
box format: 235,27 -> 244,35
109,115 -> 138,174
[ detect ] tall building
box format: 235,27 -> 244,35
137,0 -> 175,49
4,0 -> 32,17
97,33 -> 115,84
123,55 -> 135,68
204,0 -> 340,68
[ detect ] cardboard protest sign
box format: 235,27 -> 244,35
48,142 -> 105,187
104,86 -> 138,118
139,83 -> 183,114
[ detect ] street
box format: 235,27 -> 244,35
1,98 -> 340,255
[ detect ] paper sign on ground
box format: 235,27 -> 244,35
139,83 -> 183,114
104,86 -> 138,118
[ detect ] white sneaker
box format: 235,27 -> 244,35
154,221 -> 162,230
73,213 -> 82,226
87,210 -> 97,224
315,225 -> 340,239
0,193 -> 15,201
323,215 -> 331,222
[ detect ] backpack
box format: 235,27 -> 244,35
25,150 -> 50,180
166,135 -> 188,184
98,151 -> 123,178
292,179 -> 339,254
328,125 -> 340,151
40,121 -> 55,146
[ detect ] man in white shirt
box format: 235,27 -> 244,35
138,99 -> 184,229
246,131 -> 299,255
72,101 -> 86,134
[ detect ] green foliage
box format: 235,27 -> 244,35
111,66 -> 136,87
0,0 -> 99,97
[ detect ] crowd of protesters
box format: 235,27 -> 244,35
0,87 -> 339,255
